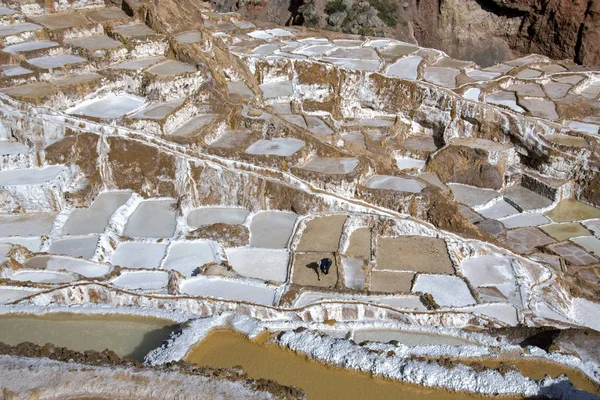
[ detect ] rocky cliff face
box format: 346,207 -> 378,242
207,0 -> 600,67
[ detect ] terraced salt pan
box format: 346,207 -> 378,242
292,291 -> 427,311
249,211 -> 296,248
385,56 -> 422,80
300,157 -> 359,175
0,23 -> 41,37
175,31 -> 202,43
365,175 -> 426,193
259,80 -> 293,98
62,191 -> 131,235
306,116 -> 334,135
0,166 -> 64,186
111,270 -> 169,290
180,276 -> 276,306
187,207 -> 249,229
147,60 -> 196,76
461,256 -> 518,303
113,23 -> 158,39
162,241 -> 219,277
169,114 -> 216,136
0,237 -> 42,252
225,248 -> 289,282
0,213 -> 56,236
48,235 -> 99,259
463,88 -> 481,101
27,54 -> 87,69
2,40 -> 59,53
0,287 -> 42,304
412,274 -> 476,307
245,138 -> 305,156
123,199 -> 177,238
321,58 -> 380,71
342,256 -> 366,290
111,242 -> 168,269
67,94 -> 146,119
565,120 -> 599,135
571,236 -> 600,256
9,269 -> 75,284
1,65 -> 32,76
353,330 -> 474,346
25,255 -> 111,278
424,67 -> 459,88
110,56 -> 164,70
131,99 -> 184,120
449,183 -> 499,208
66,35 -> 122,50
396,157 -> 426,170
500,213 -> 550,228
478,200 -> 520,219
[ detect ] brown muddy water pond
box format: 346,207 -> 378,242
0,313 -> 176,361
184,329 -> 523,400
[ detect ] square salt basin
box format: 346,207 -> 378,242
123,199 -> 177,238
110,242 -> 168,269
67,94 -> 146,119
545,199 -> 600,223
448,183 -> 500,208
27,54 -> 87,69
245,138 -> 305,156
130,99 -> 184,120
249,211 -> 297,248
477,200 -> 520,219
299,157 -> 359,175
180,276 -> 276,306
186,207 -> 249,230
571,236 -> 600,257
61,191 -> 131,235
259,80 -> 293,98
365,175 -> 426,193
226,248 -> 289,282
111,270 -> 169,291
48,235 -> 99,259
411,274 -> 476,307
162,241 -> 220,277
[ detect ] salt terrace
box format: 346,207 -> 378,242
0,0 -> 599,398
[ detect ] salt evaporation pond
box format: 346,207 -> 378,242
111,270 -> 169,291
62,191 -> 131,235
365,175 -> 426,193
352,329 -> 475,346
0,313 -> 176,361
0,166 -> 64,186
123,199 -> 177,238
162,241 -> 219,277
301,157 -> 359,175
186,207 -> 249,229
9,269 -> 75,284
110,242 -> 168,269
180,276 -> 276,306
185,330 -> 488,400
67,94 -> 146,119
225,248 -> 289,282
245,138 -> 305,156
25,255 -> 111,278
249,211 -> 297,248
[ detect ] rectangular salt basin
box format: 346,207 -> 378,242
365,175 -> 426,193
62,191 -> 131,235
249,211 -> 297,248
411,274 -> 476,307
27,54 -> 87,69
170,114 -> 216,136
48,235 -> 99,259
478,200 -> 520,219
10,269 -> 75,284
0,23 -> 42,37
67,94 -> 146,119
0,287 -> 42,304
25,255 -> 111,278
110,56 -> 164,70
0,166 -> 64,186
292,291 -> 427,311
0,140 -> 28,155
300,157 -> 359,175
342,256 -> 366,290
111,242 -> 168,269
123,199 -> 177,238
0,213 -> 56,236
226,248 -> 289,282
180,276 -> 276,306
3,40 -> 57,54
111,270 -> 169,291
186,207 -> 249,229
352,330 -> 474,346
245,138 -> 305,156
259,80 -> 293,98
385,56 -> 422,80
162,241 -> 219,277
0,237 -> 42,252
396,157 -> 426,171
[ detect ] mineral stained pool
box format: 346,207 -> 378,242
0,313 -> 176,361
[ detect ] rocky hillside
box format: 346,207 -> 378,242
207,0 -> 600,67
